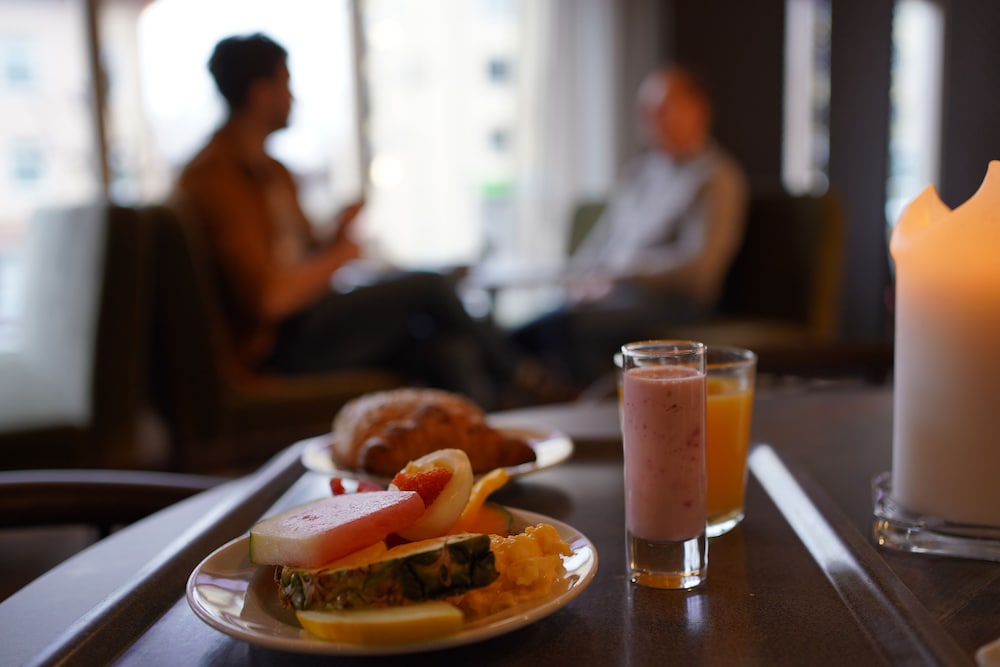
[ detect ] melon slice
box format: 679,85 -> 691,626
249,491 -> 424,568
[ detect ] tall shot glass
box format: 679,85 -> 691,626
621,340 -> 708,589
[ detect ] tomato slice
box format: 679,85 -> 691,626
330,478 -> 385,495
391,467 -> 453,506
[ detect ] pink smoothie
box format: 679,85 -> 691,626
622,365 -> 707,542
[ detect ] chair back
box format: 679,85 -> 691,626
0,205 -> 106,434
716,191 -> 843,339
566,201 -> 607,256
145,206 -> 240,442
144,205 -> 404,472
0,204 -> 153,469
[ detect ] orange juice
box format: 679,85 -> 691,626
705,376 -> 753,534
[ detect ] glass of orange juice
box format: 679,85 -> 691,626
705,346 -> 756,538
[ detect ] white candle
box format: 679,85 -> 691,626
890,160 -> 1000,527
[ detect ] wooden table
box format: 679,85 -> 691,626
3,386 -> 998,666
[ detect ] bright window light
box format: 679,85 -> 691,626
885,0 -> 944,227
782,0 -> 831,195
126,0 -> 360,221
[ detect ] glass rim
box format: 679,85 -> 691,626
621,339 -> 705,362
706,345 -> 757,370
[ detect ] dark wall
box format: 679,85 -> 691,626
669,0 -> 787,195
665,0 -> 999,342
827,0 -> 894,343
938,1 -> 1000,207
669,0 -> 895,342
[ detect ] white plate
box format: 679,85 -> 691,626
186,509 -> 598,656
298,426 -> 574,484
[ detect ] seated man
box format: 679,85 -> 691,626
172,33 -> 560,409
515,64 -> 749,385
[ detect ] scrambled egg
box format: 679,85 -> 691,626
451,523 -> 572,618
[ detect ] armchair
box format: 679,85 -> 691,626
659,190 -> 891,380
144,206 -> 404,474
0,204 -> 156,470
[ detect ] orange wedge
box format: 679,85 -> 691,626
449,467 -> 509,533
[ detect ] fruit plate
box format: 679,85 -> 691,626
186,509 -> 598,656
298,426 -> 574,484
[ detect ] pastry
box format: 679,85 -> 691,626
331,388 -> 536,476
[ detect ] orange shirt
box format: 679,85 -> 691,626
171,130 -> 320,369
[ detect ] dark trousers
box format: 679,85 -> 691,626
514,283 -> 709,387
265,271 -> 520,408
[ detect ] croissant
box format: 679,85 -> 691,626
331,388 -> 536,476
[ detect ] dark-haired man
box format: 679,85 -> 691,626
172,33 -> 557,408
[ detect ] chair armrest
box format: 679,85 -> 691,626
0,469 -> 228,530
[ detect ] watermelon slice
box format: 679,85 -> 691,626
249,491 -> 424,568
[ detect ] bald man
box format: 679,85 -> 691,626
516,65 -> 749,385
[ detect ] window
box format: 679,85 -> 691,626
103,0 -> 361,223
0,0 -> 101,352
783,0 -> 944,225
782,0 -> 832,195
490,127 -> 511,152
0,0 -> 619,339
360,0 -> 542,267
487,58 -> 512,84
3,39 -> 36,91
10,144 -> 43,187
885,0 -> 944,227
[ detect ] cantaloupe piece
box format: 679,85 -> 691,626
448,467 -> 509,534
249,492 -> 424,568
456,501 -> 513,535
296,601 -> 464,644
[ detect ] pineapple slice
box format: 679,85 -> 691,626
278,533 -> 496,610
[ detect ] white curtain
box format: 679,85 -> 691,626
513,0 -> 616,265
495,0 -> 667,325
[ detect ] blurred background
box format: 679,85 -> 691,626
0,0 -> 999,446
4,0 -> 997,337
